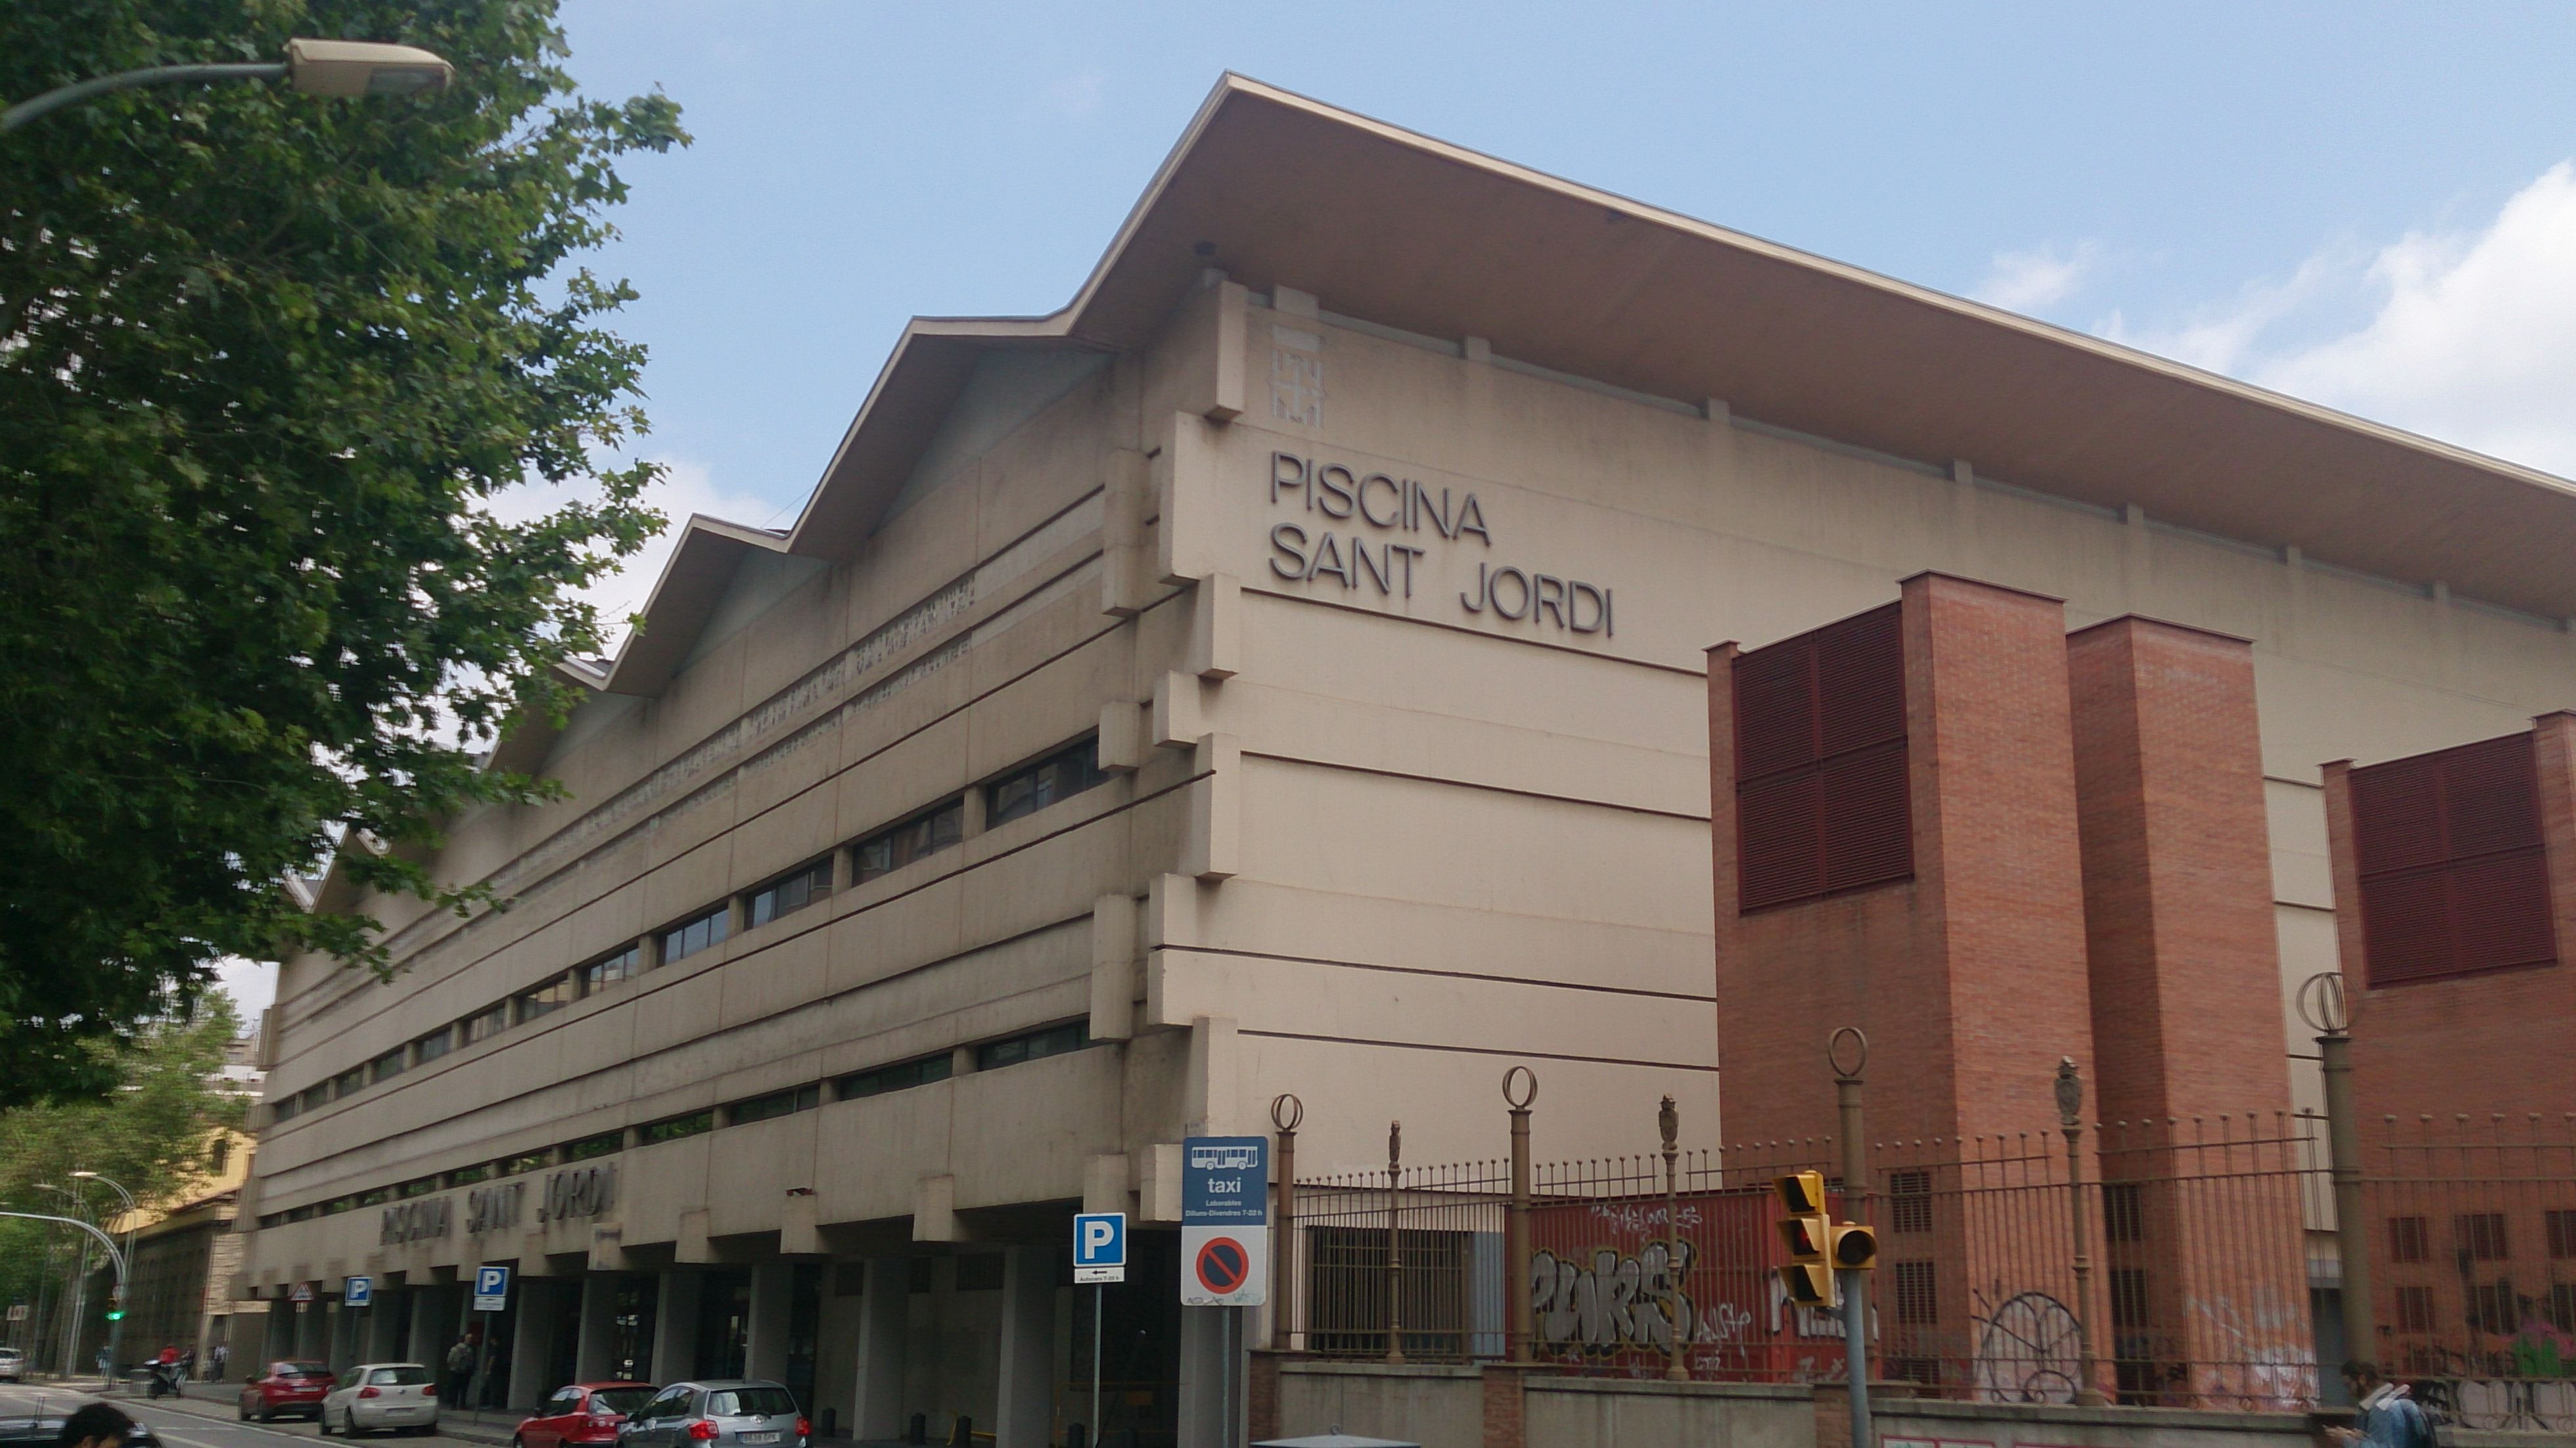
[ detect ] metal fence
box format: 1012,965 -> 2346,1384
1271,1098 -> 2576,1425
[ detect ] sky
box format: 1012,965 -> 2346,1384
218,2 -> 2576,1016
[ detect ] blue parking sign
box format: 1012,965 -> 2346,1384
1073,1212 -> 1126,1284
343,1275 -> 373,1308
472,1264 -> 510,1312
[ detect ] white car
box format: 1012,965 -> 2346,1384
0,1347 -> 22,1383
319,1362 -> 440,1437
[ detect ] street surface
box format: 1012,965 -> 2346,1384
0,1382 -> 509,1448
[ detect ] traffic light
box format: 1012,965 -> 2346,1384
105,1310 -> 123,1322
1831,1221 -> 1877,1271
1774,1172 -> 1835,1307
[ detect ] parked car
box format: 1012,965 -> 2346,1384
0,1411 -> 162,1447
615,1381 -> 807,1448
238,1361 -> 337,1422
0,1348 -> 23,1384
516,1382 -> 656,1448
319,1362 -> 440,1437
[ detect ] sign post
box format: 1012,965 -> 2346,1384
1072,1213 -> 1126,1445
470,1265 -> 509,1424
1182,1137 -> 1268,1448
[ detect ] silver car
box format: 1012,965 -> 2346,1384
616,1381 -> 805,1448
319,1362 -> 440,1437
0,1348 -> 22,1384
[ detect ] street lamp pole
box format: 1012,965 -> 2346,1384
74,1173 -> 139,1388
3,39 -> 453,132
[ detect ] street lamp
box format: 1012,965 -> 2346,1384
3,38 -> 453,132
71,1173 -> 139,1389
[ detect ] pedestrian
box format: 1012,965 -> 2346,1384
444,1336 -> 475,1408
208,1343 -> 228,1382
92,1345 -> 110,1383
56,1402 -> 135,1448
2328,1360 -> 2435,1448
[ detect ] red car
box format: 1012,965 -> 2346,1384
515,1382 -> 657,1448
239,1361 -> 337,1422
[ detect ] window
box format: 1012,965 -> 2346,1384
369,1366 -> 432,1387
562,1133 -> 622,1163
300,1085 -> 331,1113
2548,1209 -> 2576,1259
976,1021 -> 1088,1071
592,1389 -> 653,1418
371,1049 -> 406,1085
357,1187 -> 392,1208
835,1053 -> 955,1101
985,737 -> 1108,828
283,1204 -> 315,1223
2104,1183 -> 2145,1244
855,800 -> 964,884
271,1096 -> 302,1124
1891,1260 -> 1938,1324
415,1027 -> 453,1064
2395,1285 -> 2435,1332
704,1388 -> 796,1419
2550,1284 -> 2576,1333
2459,1212 -> 2509,1261
748,859 -> 833,928
398,1177 -> 440,1198
505,1151 -> 549,1176
1887,1170 -> 1932,1234
580,944 -> 642,994
323,1196 -> 355,1215
640,1388 -> 691,1422
333,1066 -> 365,1098
727,1085 -> 820,1126
954,1255 -> 1005,1292
464,1002 -> 509,1045
2389,1215 -> 2429,1263
661,906 -> 730,965
448,1162 -> 493,1187
641,1111 -> 714,1144
2470,1278 -> 2518,1335
2349,731 -> 2558,987
1732,603 -> 1912,912
210,1137 -> 231,1173
2109,1267 -> 2151,1330
515,974 -> 576,1025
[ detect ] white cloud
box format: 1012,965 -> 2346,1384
1975,240 -> 2100,313
485,457 -> 787,658
2107,163 -> 2576,478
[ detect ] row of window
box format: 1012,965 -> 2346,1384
271,737 -> 1111,1125
2387,1209 -> 2576,1263
256,1022 -> 1094,1227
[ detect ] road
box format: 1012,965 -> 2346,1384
0,1384 -> 510,1448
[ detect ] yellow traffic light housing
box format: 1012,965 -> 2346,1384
1778,1211 -> 1831,1259
1831,1221 -> 1878,1271
1773,1170 -> 1827,1215
1778,1261 -> 1835,1306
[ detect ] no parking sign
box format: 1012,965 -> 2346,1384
1179,1136 -> 1267,1307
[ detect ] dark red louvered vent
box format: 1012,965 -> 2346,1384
2349,732 -> 2558,987
1734,603 -> 1912,912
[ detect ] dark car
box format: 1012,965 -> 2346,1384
516,1382 -> 656,1448
0,1414 -> 162,1447
240,1359 -> 338,1421
616,1382 -> 806,1448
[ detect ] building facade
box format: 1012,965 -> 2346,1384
240,79 -> 2576,1443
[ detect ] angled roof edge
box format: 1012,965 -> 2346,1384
551,71 -> 2576,731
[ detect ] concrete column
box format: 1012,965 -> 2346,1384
365,1296 -> 401,1362
744,1265 -> 792,1384
294,1301 -> 325,1361
508,1280 -> 570,1412
651,1271 -> 700,1385
575,1275 -> 619,1382
993,1248 -> 1055,1448
407,1287 -> 453,1374
264,1298 -> 295,1364
848,1260 -> 908,1441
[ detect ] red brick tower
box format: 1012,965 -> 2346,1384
2065,617 -> 2301,1401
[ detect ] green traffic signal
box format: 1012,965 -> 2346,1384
105,1310 -> 123,1321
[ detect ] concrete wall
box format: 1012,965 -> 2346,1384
1523,1376 -> 1814,1448
1271,1361 -> 1483,1448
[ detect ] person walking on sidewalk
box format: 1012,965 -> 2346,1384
444,1338 -> 474,1410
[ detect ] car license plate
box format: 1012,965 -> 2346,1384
741,1433 -> 780,1443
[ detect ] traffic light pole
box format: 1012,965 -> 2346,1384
1839,1267 -> 1872,1448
